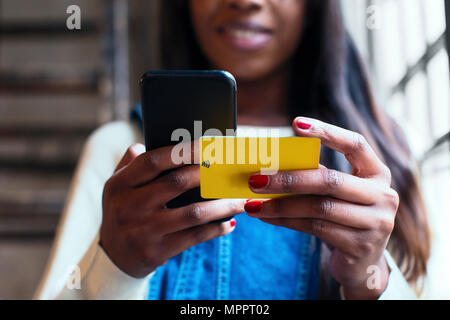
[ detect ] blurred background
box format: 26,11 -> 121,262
0,0 -> 448,299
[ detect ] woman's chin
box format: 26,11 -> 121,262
223,66 -> 275,83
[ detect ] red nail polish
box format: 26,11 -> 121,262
244,200 -> 263,214
248,175 -> 269,189
230,220 -> 236,227
296,119 -> 312,130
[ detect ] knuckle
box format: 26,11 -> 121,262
319,125 -> 334,143
277,172 -> 298,193
317,198 -> 335,218
192,227 -> 210,243
352,132 -> 367,152
227,200 -> 243,215
166,171 -> 189,190
384,188 -> 400,212
184,204 -> 206,223
142,151 -> 160,170
373,161 -> 393,184
310,219 -> 325,236
351,232 -> 372,256
376,215 -> 395,234
322,169 -> 343,191
342,253 -> 358,266
356,239 -> 374,256
228,201 -> 238,213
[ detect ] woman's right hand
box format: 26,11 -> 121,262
100,143 -> 243,278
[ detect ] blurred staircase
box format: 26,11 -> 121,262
0,0 -> 130,299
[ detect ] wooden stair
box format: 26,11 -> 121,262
0,0 -> 130,239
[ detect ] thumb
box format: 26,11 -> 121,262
114,143 -> 146,172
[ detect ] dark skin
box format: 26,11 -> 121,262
189,0 -> 303,126
100,0 -> 398,299
237,66 -> 292,126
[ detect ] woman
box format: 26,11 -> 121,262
35,0 -> 430,300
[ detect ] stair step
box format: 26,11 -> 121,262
0,21 -> 99,37
0,134 -> 87,169
0,214 -> 59,238
0,169 -> 72,215
0,0 -> 105,24
0,70 -> 101,95
0,94 -> 107,131
0,169 -> 72,236
0,37 -> 103,72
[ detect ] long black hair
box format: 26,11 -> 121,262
158,0 -> 430,283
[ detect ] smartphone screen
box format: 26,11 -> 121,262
140,70 -> 237,209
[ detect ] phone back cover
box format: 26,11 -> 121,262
140,71 -> 236,208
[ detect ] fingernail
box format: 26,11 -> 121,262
248,175 -> 269,189
244,200 -> 263,214
296,118 -> 312,130
230,219 -> 236,227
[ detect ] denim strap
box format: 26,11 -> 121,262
173,245 -> 199,299
216,233 -> 232,300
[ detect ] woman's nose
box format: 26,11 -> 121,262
225,0 -> 264,12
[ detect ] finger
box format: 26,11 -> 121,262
293,117 -> 390,181
115,144 -> 146,173
115,141 -> 198,187
246,197 -> 375,229
157,199 -> 245,235
122,165 -> 200,214
324,241 -> 335,251
160,219 -> 236,260
248,166 -> 379,205
259,218 -> 358,255
136,165 -> 200,207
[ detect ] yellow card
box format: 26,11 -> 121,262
199,136 -> 321,199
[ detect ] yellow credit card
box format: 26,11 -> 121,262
199,136 -> 321,199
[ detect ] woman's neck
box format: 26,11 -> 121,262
237,67 -> 292,127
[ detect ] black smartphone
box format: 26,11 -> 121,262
140,70 -> 237,209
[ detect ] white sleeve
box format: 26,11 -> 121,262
54,234 -> 153,300
339,250 -> 418,300
34,121 -> 149,300
378,250 -> 418,300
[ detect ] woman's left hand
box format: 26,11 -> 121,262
245,117 -> 400,300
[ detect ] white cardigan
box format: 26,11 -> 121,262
33,121 -> 417,300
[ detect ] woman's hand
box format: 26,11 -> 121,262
245,117 -> 399,299
100,143 -> 243,278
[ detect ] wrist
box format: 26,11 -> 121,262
341,256 -> 390,300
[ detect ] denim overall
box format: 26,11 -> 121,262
131,106 -> 323,300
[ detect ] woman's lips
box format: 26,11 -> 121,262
216,22 -> 273,51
